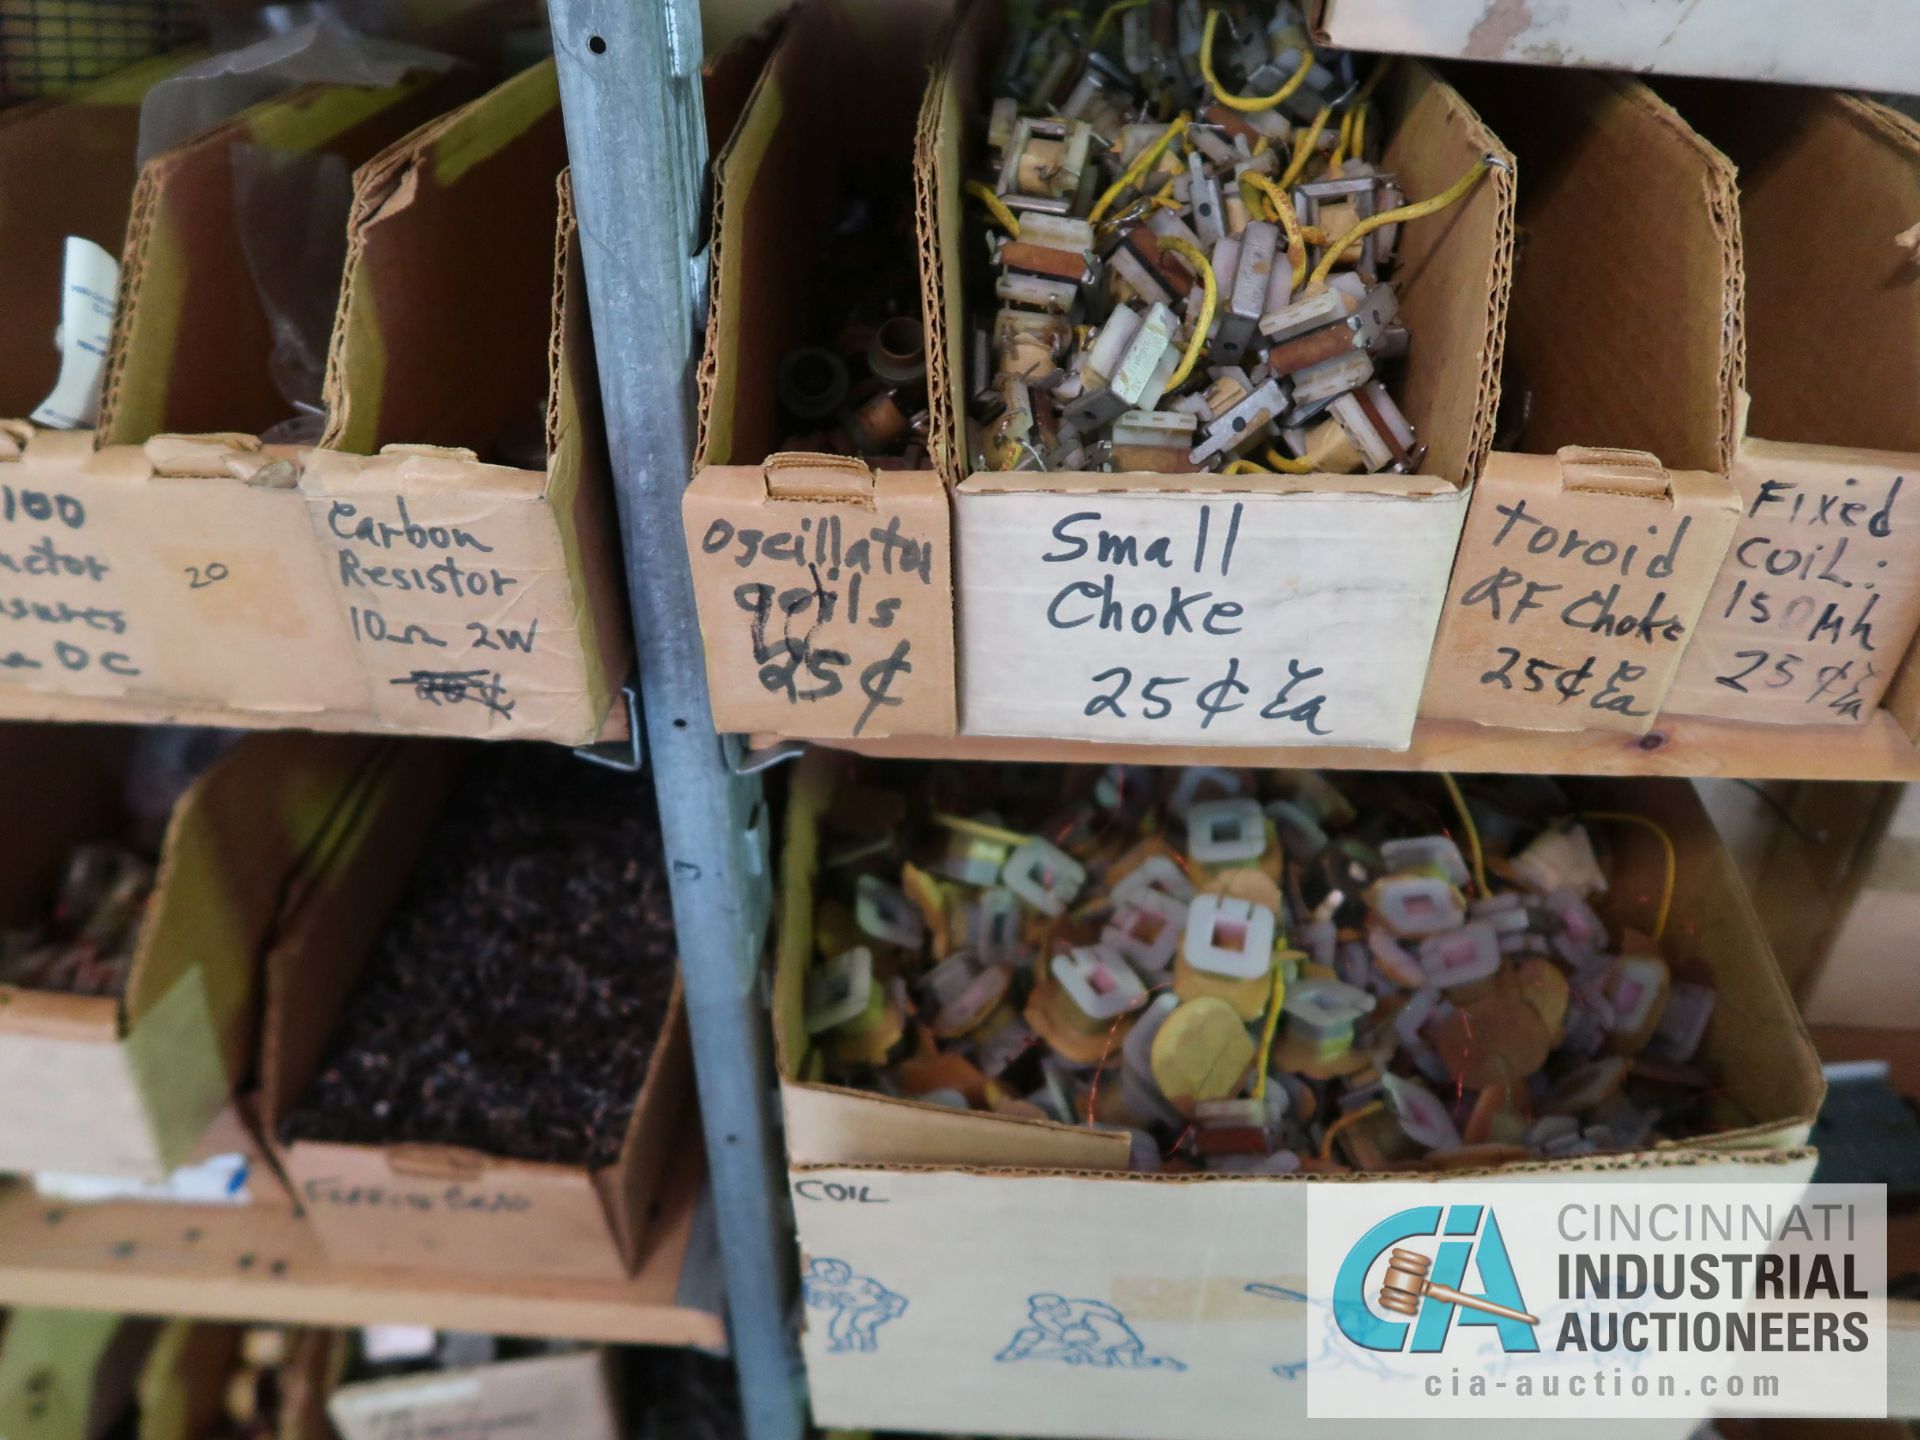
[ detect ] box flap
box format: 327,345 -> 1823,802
98,68 -> 477,447
1450,67 -> 1741,477
1421,445 -> 1740,732
321,59 -> 566,458
683,460 -> 958,738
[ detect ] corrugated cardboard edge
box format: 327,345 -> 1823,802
694,15 -> 793,466
1384,60 -> 1515,488
1623,79 -> 1748,477
913,5 -> 966,489
1841,95 -> 1920,743
319,58 -> 560,453
791,1142 -> 1818,1187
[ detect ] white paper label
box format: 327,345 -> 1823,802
955,486 -> 1467,748
31,237 -> 120,430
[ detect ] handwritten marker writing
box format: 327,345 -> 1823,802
1378,1248 -> 1537,1324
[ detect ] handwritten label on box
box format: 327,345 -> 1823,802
0,467 -> 152,696
1665,438 -> 1920,726
955,481 -> 1466,748
304,451 -> 603,741
683,462 -> 957,738
1422,449 -> 1739,733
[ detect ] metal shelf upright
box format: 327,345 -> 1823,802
547,5 -> 809,1440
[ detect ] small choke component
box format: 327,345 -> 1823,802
966,0 -> 1497,477
774,162 -> 931,465
0,844 -> 153,998
278,748 -> 677,1168
804,763 -> 1717,1175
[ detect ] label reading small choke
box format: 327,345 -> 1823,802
959,487 -> 1464,748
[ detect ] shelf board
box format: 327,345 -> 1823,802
810,710 -> 1920,781
0,1149 -> 725,1350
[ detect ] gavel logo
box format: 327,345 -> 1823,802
1378,1248 -> 1539,1325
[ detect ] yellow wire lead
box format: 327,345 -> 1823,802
1307,153 -> 1498,289
1088,0 -> 1148,49
1440,772 -> 1488,895
965,179 -> 1021,238
1200,8 -> 1315,113
1578,811 -> 1676,945
1153,233 -> 1217,391
1088,113 -> 1190,225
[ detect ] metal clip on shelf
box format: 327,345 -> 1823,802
547,5 -> 808,1439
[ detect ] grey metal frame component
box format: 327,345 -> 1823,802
547,5 -> 808,1438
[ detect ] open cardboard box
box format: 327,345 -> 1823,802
779,757 -> 1823,1439
0,727 -> 379,1181
259,741 -> 693,1283
682,0 -> 959,742
926,2 -> 1513,752
774,751 -> 1822,1172
1647,82 -> 1920,730
1418,68 -> 1742,734
0,60 -> 631,743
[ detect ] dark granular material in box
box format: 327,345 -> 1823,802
278,745 -> 677,1168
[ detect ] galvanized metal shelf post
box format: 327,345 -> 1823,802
547,5 -> 808,1439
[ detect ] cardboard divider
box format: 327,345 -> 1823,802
321,59 -> 566,458
0,65 -> 631,743
258,741 -> 692,1283
931,4 -> 1514,752
1417,68 -> 1743,734
775,749 -> 1823,1171
1650,81 -> 1920,729
0,727 -> 381,1182
98,69 -> 479,448
684,0 -> 959,741
0,52 -> 193,429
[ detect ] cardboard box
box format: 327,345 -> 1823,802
327,1349 -> 619,1440
1419,72 -> 1742,732
929,3 -> 1513,751
0,51 -> 196,432
0,1310 -> 158,1440
774,750 -> 1824,1174
0,64 -> 631,744
792,1152 -> 1815,1440
96,68 -> 480,447
1655,84 -> 1920,728
1305,0 -> 1920,94
684,0 -> 959,741
0,727 -> 379,1180
779,759 -> 1824,1439
260,743 -> 693,1283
